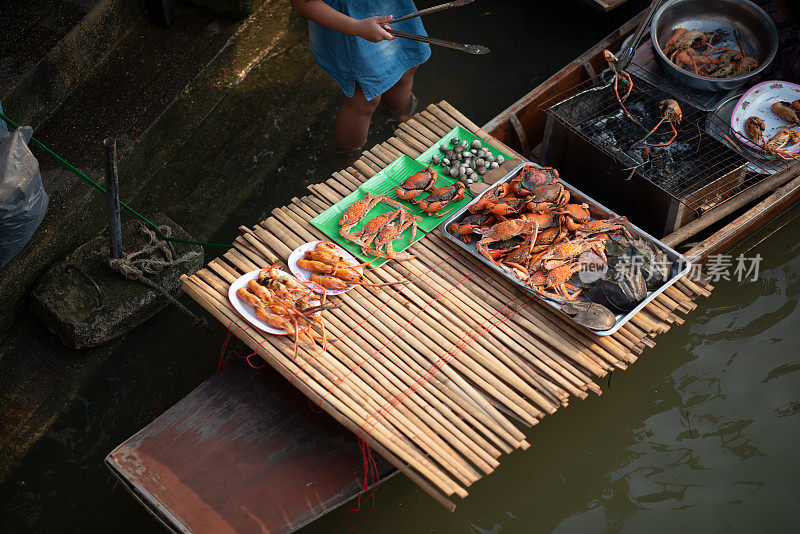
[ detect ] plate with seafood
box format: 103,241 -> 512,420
228,267 -> 320,336
288,240 -> 364,296
731,80 -> 800,155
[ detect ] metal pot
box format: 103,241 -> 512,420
650,0 -> 778,92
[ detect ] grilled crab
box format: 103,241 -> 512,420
394,167 -> 438,203
418,181 -> 466,217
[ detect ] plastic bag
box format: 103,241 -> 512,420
0,127 -> 49,269
0,101 -> 7,132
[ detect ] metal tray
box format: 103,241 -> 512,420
438,162 -> 692,336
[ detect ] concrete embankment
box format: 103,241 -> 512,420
0,0 -> 347,481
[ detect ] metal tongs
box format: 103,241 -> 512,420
385,0 -> 489,55
615,0 -> 666,70
392,0 -> 475,23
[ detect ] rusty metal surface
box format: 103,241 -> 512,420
106,360 -> 394,534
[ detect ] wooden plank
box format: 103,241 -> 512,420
686,172 -> 800,261
106,361 -> 396,534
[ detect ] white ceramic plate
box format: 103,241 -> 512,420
705,93 -> 771,174
731,80 -> 800,154
288,240 -> 363,295
228,269 -> 318,335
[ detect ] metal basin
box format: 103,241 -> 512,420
439,163 -> 692,336
651,0 -> 778,91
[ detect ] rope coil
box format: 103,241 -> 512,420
108,224 -> 207,327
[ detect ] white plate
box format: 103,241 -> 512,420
731,80 -> 800,154
705,93 -> 772,174
288,240 -> 363,295
228,269 -> 317,335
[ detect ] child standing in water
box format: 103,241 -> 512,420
291,1 -> 431,153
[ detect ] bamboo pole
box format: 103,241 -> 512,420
312,173 -> 616,372
181,276 -> 465,504
300,180 -> 620,386
267,212 -> 529,452
260,216 -> 545,426
275,206 -> 571,406
302,182 -> 576,404
308,178 -> 612,396
293,181 -> 575,401
235,228 -> 505,470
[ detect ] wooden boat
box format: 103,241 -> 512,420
107,11 -> 800,533
483,14 -> 800,261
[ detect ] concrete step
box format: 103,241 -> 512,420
2,0 -> 144,128
32,214 -> 203,349
0,0 -> 315,482
0,0 -> 285,331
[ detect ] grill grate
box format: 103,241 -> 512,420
541,59 -> 791,222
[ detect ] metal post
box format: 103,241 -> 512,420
104,138 -> 123,259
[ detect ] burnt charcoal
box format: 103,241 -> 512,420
550,79 -> 747,209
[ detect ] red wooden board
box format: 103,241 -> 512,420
106,361 -> 395,534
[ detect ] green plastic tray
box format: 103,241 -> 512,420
310,156 -> 427,267
310,130 -> 508,267
415,125 -> 511,191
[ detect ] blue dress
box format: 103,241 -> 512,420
309,1 -> 431,101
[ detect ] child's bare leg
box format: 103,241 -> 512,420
382,66 -> 418,120
335,85 -> 381,152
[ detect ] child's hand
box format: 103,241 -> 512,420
353,15 -> 395,43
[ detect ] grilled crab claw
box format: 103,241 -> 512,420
487,197 -> 527,217
395,167 -> 438,203
469,183 -> 512,213
555,203 -> 591,231
446,212 -> 494,243
575,216 -> 632,239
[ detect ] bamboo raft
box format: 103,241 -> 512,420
181,100 -> 713,511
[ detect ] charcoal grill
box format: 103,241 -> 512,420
541,73 -> 755,236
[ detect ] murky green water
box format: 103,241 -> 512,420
3,1 -> 799,532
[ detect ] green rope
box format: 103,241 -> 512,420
0,111 -> 231,249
